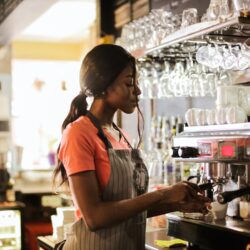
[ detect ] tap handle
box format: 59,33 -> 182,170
187,175 -> 201,184
217,187 -> 250,204
198,182 -> 214,191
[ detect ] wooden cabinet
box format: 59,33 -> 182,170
100,0 -> 211,38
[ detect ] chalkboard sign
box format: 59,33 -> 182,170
151,0 -> 210,16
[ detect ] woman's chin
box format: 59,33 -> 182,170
121,107 -> 136,114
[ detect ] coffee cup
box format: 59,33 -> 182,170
185,108 -> 200,126
240,201 -> 250,220
215,107 -> 227,125
208,201 -> 228,220
225,105 -> 247,124
195,109 -> 207,126
206,109 -> 216,125
238,87 -> 250,116
216,86 -> 239,107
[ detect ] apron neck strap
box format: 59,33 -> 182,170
86,111 -> 113,150
112,123 -> 133,149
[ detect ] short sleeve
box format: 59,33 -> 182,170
58,123 -> 95,176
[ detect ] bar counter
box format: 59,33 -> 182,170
37,227 -> 187,250
36,213 -> 250,250
167,212 -> 250,250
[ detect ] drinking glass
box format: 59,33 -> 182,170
243,38 -> 250,51
207,0 -> 221,21
196,45 -> 210,66
209,44 -> 223,69
235,44 -> 250,70
159,61 -> 173,98
138,66 -> 151,99
233,0 -> 250,16
221,45 -> 237,70
220,0 -> 233,20
181,8 -> 198,28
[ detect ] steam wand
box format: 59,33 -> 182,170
217,187 -> 250,204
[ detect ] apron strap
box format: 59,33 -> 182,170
86,111 -> 134,150
112,123 -> 133,149
86,111 -> 113,150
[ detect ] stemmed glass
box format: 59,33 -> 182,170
181,8 -> 198,28
138,62 -> 152,99
209,44 -> 223,69
159,61 -> 173,98
148,62 -> 162,99
221,44 -> 237,70
235,44 -> 250,70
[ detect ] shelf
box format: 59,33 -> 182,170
132,16 -> 250,59
183,123 -> 250,133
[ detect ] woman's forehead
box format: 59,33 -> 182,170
119,64 -> 139,78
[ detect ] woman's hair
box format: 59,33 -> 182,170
53,44 -> 144,188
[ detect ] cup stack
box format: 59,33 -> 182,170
51,207 -> 76,241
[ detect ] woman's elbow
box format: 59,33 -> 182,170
83,214 -> 103,232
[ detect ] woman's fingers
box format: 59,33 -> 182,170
183,181 -> 202,193
182,182 -> 200,200
178,200 -> 210,214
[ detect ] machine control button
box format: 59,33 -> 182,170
218,141 -> 237,160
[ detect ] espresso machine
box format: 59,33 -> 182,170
173,123 -> 250,198
167,122 -> 250,250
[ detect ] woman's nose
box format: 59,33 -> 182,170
134,82 -> 141,96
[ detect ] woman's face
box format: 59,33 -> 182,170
104,64 -> 141,114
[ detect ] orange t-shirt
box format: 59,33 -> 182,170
58,115 -> 131,191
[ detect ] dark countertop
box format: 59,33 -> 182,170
167,212 -> 250,250
167,212 -> 250,236
37,214 -> 250,250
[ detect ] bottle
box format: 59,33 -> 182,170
148,141 -> 165,191
176,115 -> 184,135
163,153 -> 175,186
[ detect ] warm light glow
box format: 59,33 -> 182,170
12,59 -> 81,169
19,0 -> 96,41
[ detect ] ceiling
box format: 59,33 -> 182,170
0,0 -> 97,45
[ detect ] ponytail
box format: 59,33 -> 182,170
53,93 -> 88,188
61,93 -> 88,130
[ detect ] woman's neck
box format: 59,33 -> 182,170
89,99 -> 116,127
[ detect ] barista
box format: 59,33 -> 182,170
53,44 -> 210,250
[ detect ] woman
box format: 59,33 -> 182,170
53,44 -> 209,250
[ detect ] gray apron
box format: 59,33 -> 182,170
59,112 -> 149,250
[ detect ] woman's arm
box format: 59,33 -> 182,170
69,171 -> 204,231
147,195 -> 210,218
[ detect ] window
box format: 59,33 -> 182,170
12,60 -> 81,170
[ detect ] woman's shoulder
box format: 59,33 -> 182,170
63,115 -> 97,139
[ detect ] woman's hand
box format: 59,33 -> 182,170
148,182 -> 211,216
158,181 -> 203,204
175,195 -> 211,214
147,183 -> 211,218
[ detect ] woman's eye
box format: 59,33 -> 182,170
126,82 -> 134,87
